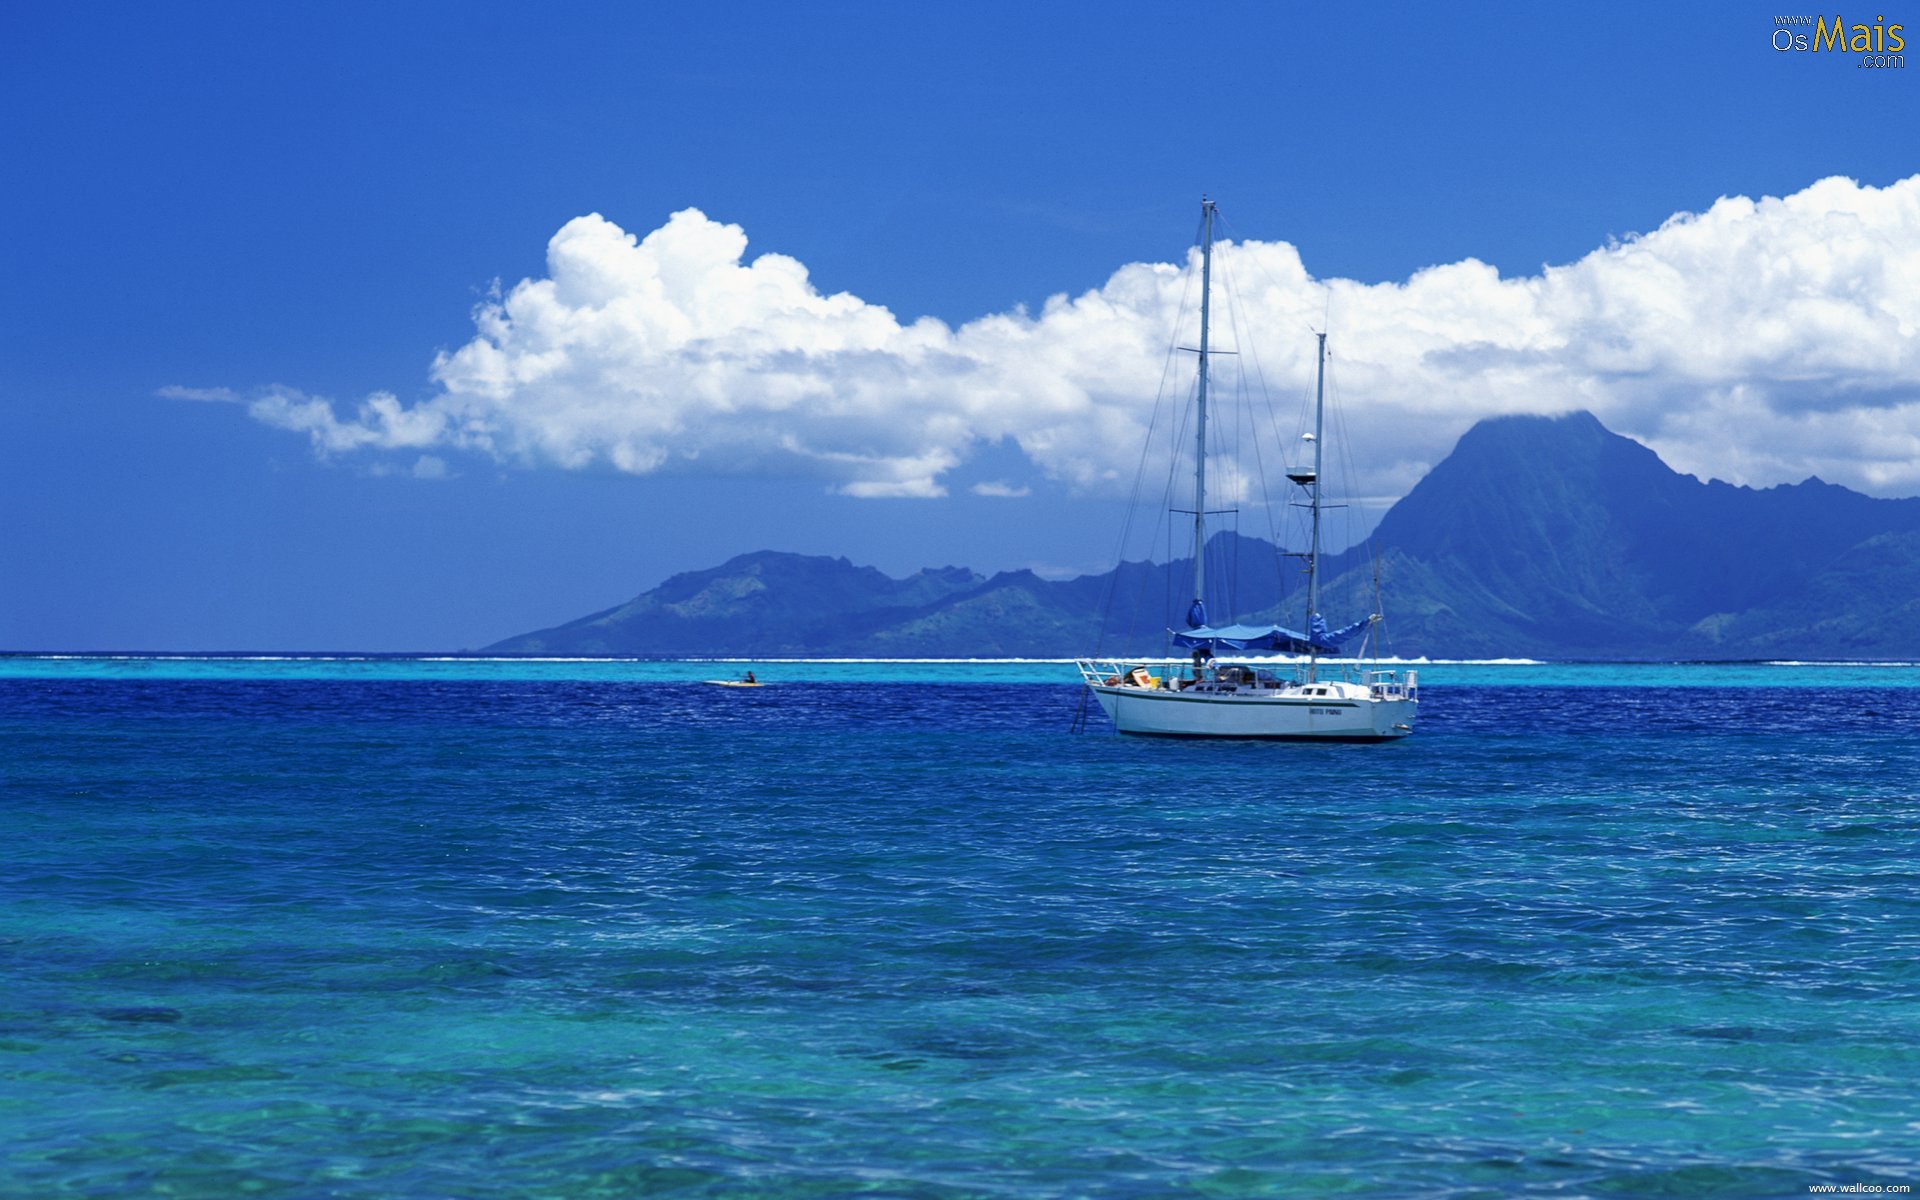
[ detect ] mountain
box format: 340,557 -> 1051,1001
484,413 -> 1920,659
1339,411 -> 1920,657
489,551 -> 986,655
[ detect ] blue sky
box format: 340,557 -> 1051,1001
3,2 -> 1915,650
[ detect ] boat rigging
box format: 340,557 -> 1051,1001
1075,199 -> 1418,741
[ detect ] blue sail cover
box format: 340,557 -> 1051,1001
1173,613 -> 1373,655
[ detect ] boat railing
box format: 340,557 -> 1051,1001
1076,659 -> 1116,686
1080,658 -> 1417,700
1078,659 -> 1149,688
1077,659 -> 1190,690
1363,668 -> 1417,700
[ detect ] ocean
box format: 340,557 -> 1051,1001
3,657 -> 1918,1198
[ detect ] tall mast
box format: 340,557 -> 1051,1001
1190,198 -> 1216,618
1307,330 -> 1327,682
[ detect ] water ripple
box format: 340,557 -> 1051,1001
4,676 -> 1919,1196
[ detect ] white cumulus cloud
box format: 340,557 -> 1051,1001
210,175 -> 1920,501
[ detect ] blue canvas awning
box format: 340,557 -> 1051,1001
1173,613 -> 1374,655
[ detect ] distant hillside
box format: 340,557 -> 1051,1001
1338,411 -> 1920,657
490,552 -> 986,656
485,413 -> 1920,659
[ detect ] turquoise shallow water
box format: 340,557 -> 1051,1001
3,659 -> 1919,1197
6,654 -> 1920,687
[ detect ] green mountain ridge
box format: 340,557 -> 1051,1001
485,412 -> 1920,659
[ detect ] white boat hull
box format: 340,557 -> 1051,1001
1090,686 -> 1413,740
1079,664 -> 1417,741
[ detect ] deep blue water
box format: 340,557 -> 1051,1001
4,665 -> 1919,1197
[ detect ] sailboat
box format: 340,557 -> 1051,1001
1075,200 -> 1418,740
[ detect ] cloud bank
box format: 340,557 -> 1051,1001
218,175 -> 1920,501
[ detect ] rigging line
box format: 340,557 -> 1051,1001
1215,208 -> 1328,339
1321,331 -> 1385,662
1111,364 -> 1193,656
1228,261 -> 1288,559
1141,373 -> 1199,651
1113,403 -> 1182,654
1215,245 -> 1260,622
1329,343 -> 1359,538
1370,543 -> 1393,660
1070,674 -> 1102,732
1211,234 -> 1300,614
1124,220 -> 1214,652
1319,340 -> 1346,620
1330,344 -> 1366,582
1093,225 -> 1201,655
1213,240 -> 1287,618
